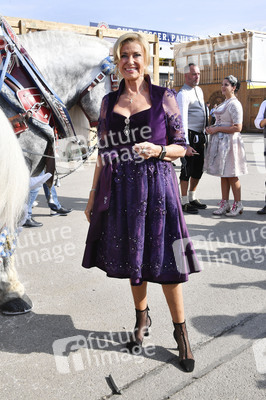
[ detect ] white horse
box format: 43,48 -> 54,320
0,30 -> 113,314
0,28 -> 113,177
0,108 -> 31,314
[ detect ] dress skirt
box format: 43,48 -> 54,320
204,131 -> 248,177
82,157 -> 201,286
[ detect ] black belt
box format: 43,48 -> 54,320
188,129 -> 204,135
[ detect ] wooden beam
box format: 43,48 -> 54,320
18,19 -> 27,34
4,15 -> 159,83
153,36 -> 160,85
4,16 -> 157,44
96,29 -> 103,39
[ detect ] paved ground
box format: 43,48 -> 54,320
1,133 -> 266,400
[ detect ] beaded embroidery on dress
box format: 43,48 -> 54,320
82,77 -> 201,285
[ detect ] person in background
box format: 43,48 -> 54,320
82,32 -> 201,373
204,75 -> 248,217
23,172 -> 73,228
176,63 -> 207,214
254,99 -> 266,215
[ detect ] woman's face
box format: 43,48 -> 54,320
221,79 -> 234,97
118,41 -> 146,81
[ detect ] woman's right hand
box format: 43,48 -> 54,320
186,145 -> 198,157
206,125 -> 218,135
84,193 -> 95,223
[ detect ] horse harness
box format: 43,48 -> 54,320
0,16 -> 76,139
78,56 -> 119,127
0,16 -> 119,180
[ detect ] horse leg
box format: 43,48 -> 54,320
0,255 -> 24,301
0,255 -> 32,315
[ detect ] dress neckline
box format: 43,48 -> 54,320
112,107 -> 151,119
215,97 -> 237,115
219,97 -> 237,107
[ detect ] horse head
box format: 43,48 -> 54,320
78,55 -> 117,125
19,31 -> 114,125
0,30 -> 117,179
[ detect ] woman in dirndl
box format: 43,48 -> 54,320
82,32 -> 201,372
204,75 -> 248,216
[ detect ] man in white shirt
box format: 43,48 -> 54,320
176,64 -> 207,214
254,99 -> 266,214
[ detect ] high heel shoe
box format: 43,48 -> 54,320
126,306 -> 152,354
173,320 -> 195,372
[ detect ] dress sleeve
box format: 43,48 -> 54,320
229,100 -> 243,125
162,89 -> 186,148
97,95 -> 109,154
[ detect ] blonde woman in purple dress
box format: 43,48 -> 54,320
83,32 -> 201,372
204,75 -> 248,216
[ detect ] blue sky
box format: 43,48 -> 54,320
1,0 -> 266,38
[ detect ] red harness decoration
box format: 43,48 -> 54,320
0,16 -> 77,140
0,38 -> 6,49
17,87 -> 52,124
8,113 -> 29,135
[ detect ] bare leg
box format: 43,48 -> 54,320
228,177 -> 241,201
189,177 -> 200,193
162,283 -> 184,323
180,180 -> 189,197
221,177 -> 230,200
130,281 -> 148,310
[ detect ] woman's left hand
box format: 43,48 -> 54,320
133,142 -> 161,159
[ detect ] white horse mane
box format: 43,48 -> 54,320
0,109 -> 30,233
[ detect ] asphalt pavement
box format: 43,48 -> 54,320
0,133 -> 265,400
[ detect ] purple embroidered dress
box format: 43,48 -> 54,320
82,76 -> 201,285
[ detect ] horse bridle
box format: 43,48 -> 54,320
78,55 -> 119,127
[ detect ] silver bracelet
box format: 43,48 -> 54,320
90,188 -> 96,192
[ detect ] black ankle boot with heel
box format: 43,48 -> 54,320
173,320 -> 195,372
126,306 -> 152,354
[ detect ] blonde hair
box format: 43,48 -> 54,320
0,109 -> 30,233
113,32 -> 151,74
